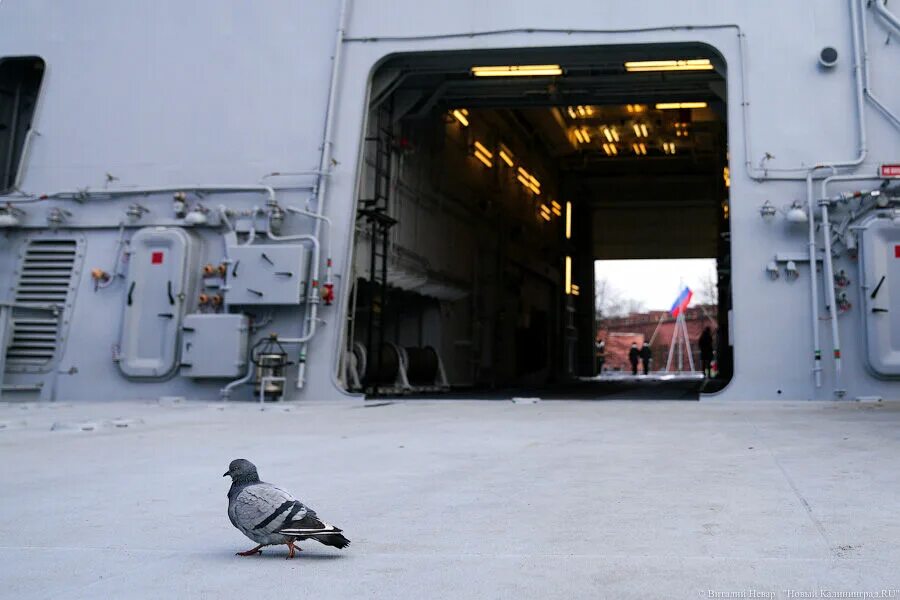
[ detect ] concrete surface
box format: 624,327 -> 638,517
1,398 -> 899,599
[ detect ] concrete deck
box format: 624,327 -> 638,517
1,399 -> 899,599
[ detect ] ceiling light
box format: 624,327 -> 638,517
624,59 -> 713,72
565,256 -> 572,295
580,127 -> 591,143
566,201 -> 572,239
472,64 -> 563,77
473,140 -> 493,158
498,145 -> 514,167
551,200 -> 562,216
474,151 -> 493,168
602,127 -> 613,143
451,109 -> 469,126
574,129 -> 585,144
571,284 -> 580,297
639,143 -> 647,155
723,166 -> 730,188
611,127 -> 619,142
655,102 -> 708,110
567,107 -> 577,119
640,124 -> 649,137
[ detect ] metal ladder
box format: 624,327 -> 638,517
357,101 -> 397,397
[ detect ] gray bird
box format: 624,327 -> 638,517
224,459 -> 350,558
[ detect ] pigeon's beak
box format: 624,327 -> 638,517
223,471 -> 230,477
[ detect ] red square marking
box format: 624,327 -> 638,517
895,245 -> 900,258
151,251 -> 164,264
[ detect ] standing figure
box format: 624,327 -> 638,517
699,326 -> 714,378
596,339 -> 606,374
628,342 -> 639,375
640,342 -> 652,375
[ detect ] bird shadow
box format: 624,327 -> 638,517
233,550 -> 347,561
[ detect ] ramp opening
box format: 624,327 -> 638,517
342,44 -> 732,399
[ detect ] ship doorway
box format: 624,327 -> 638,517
341,44 -> 732,399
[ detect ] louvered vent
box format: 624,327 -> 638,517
6,239 -> 77,366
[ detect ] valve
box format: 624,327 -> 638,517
173,192 -> 188,218
834,270 -> 850,288
91,268 -> 110,291
198,293 -> 210,306
321,282 -> 335,306
202,263 -> 216,277
837,292 -> 852,313
210,294 -> 223,308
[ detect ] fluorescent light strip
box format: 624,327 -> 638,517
565,257 -> 572,295
498,146 -> 514,167
471,64 -> 563,77
624,59 -> 713,72
565,201 -> 572,239
473,140 -> 493,158
655,102 -> 708,110
451,109 -> 469,126
474,150 -> 493,168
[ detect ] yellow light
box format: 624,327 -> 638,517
602,127 -> 613,143
574,129 -> 585,144
639,143 -> 647,155
624,59 -> 713,72
565,257 -> 572,295
551,200 -> 562,216
498,144 -> 514,167
567,107 -> 577,119
626,104 -> 634,113
610,143 -> 618,155
474,150 -> 493,168
655,102 -> 708,110
471,64 -> 563,77
723,166 -> 731,188
632,143 -> 640,154
611,127 -> 619,142
473,140 -> 493,158
577,105 -> 586,116
632,124 -> 641,137
571,284 -> 580,296
640,124 -> 648,138
540,204 -> 552,221
580,127 -> 591,143
451,109 -> 469,126
565,201 -> 572,239
602,143 -> 612,156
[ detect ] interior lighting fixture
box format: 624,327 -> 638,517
565,201 -> 572,239
567,107 -> 577,119
540,204 -> 552,221
633,123 -> 649,138
632,143 -> 647,156
498,144 -> 515,167
723,166 -> 730,188
451,108 -> 469,126
517,167 -> 541,195
655,102 -> 708,110
574,129 -> 586,144
571,284 -> 580,296
565,256 -> 572,295
625,59 -> 713,72
472,64 -> 563,77
662,141 -> 676,155
551,200 -> 562,216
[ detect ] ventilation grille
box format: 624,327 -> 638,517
6,239 -> 77,365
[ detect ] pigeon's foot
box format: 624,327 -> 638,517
286,542 -> 303,559
236,544 -> 264,557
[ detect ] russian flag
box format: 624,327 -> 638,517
669,286 -> 693,317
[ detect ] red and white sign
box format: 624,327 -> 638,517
881,164 -> 900,178
151,251 -> 164,264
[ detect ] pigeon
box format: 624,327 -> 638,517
224,458 -> 350,558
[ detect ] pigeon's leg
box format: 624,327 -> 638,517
236,544 -> 264,557
286,543 -> 295,559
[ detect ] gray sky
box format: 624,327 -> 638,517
594,258 -> 716,311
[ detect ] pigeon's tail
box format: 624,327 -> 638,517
278,523 -> 351,550
315,532 -> 350,549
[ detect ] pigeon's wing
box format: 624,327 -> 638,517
231,483 -> 309,536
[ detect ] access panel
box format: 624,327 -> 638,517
225,244 -> 307,305
118,227 -> 201,378
858,217 -> 900,377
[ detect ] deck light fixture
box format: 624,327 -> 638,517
565,201 -> 572,239
451,108 -> 469,126
498,144 -> 514,167
625,59 -> 713,72
655,102 -> 708,110
565,256 -> 572,294
551,200 -> 562,217
471,64 -> 563,77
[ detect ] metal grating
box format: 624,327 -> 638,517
6,239 -> 77,365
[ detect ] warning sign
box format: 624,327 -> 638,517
882,164 -> 900,178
